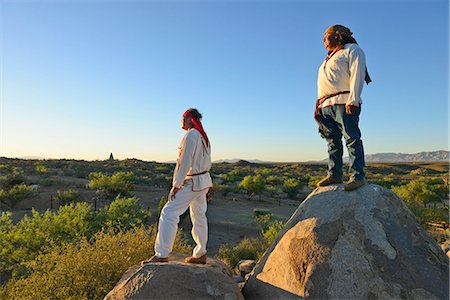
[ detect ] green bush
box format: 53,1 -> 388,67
0,203 -> 96,277
88,171 -> 134,198
308,175 -> 323,189
218,214 -> 286,270
34,164 -> 48,175
239,175 -> 266,199
98,196 -> 149,232
0,168 -> 26,190
2,226 -> 192,300
266,175 -> 284,186
0,183 -> 34,208
392,178 -> 448,226
0,196 -> 149,279
262,221 -> 285,245
282,178 -> 303,199
392,178 -> 447,208
218,237 -> 267,270
54,189 -> 80,206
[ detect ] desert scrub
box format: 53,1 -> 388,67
88,171 -> 134,198
0,183 -> 34,208
54,189 -> 80,206
2,226 -> 192,300
0,196 -> 148,278
218,237 -> 267,270
218,217 -> 286,270
96,195 -> 149,232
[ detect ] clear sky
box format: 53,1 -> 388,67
1,0 -> 448,162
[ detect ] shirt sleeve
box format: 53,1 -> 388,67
346,45 -> 366,106
173,131 -> 196,188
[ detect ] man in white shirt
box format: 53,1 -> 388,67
314,25 -> 371,191
144,108 -> 212,264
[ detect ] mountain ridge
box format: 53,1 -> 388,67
215,150 -> 449,164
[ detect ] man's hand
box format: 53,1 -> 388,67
345,105 -> 358,115
168,186 -> 181,201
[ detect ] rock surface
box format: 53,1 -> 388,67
235,260 -> 256,277
243,184 -> 449,300
105,252 -> 244,300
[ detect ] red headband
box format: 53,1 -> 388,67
183,110 -> 209,146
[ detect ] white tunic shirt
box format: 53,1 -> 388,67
173,128 -> 212,191
317,43 -> 367,108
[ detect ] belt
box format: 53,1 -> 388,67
186,171 -> 208,176
317,91 -> 350,107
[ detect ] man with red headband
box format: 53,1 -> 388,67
144,108 -> 212,264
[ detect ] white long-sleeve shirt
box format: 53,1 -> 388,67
173,128 -> 212,191
317,43 -> 367,108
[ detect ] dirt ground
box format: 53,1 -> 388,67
134,186 -> 302,256
8,182 -> 303,257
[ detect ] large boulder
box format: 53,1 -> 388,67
105,252 -> 244,300
243,184 -> 449,299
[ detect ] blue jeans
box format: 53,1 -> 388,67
315,105 -> 365,181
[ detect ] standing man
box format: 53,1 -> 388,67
314,25 -> 371,191
145,108 -> 212,264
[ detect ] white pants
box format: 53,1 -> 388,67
154,180 -> 208,258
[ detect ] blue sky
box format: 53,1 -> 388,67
1,0 -> 448,162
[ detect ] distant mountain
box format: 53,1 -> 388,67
362,150 -> 449,163
323,150 -> 449,163
213,159 -> 271,164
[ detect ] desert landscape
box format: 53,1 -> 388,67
0,156 -> 448,299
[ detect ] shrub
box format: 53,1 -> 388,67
266,175 -> 284,186
218,237 -> 267,270
88,171 -> 134,198
218,214 -> 286,270
3,226 -> 192,300
0,183 -> 34,209
262,221 -> 285,245
0,168 -> 26,190
54,189 -> 80,206
308,175 -> 323,189
34,164 -> 48,174
282,178 -> 303,199
0,203 -> 96,277
0,196 -> 149,279
98,196 -> 149,232
392,178 -> 448,226
392,178 -> 447,208
253,209 -> 272,229
239,175 -> 266,199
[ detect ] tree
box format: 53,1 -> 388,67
239,175 -> 266,200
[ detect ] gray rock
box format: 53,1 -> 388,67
105,252 -> 244,300
235,259 -> 256,277
243,184 -> 449,300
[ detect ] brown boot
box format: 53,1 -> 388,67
317,176 -> 343,187
344,179 -> 367,191
142,255 -> 168,264
185,254 -> 207,264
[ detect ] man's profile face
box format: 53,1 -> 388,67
323,32 -> 339,51
181,116 -> 192,130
